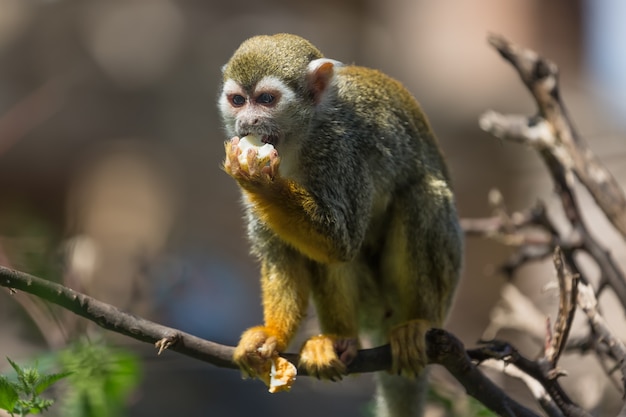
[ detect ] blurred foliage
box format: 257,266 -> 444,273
0,340 -> 140,417
428,383 -> 498,417
0,357 -> 70,416
0,205 -> 62,282
57,339 -> 141,417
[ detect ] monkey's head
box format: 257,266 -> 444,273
219,34 -> 339,151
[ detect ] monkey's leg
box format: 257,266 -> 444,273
233,258 -> 310,379
366,315 -> 431,417
380,193 -> 461,378
375,365 -> 429,417
299,264 -> 360,380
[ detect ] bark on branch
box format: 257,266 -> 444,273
471,34 -> 626,417
483,34 -> 626,240
0,264 -> 538,416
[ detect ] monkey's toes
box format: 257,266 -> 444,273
333,337 -> 358,366
299,335 -> 356,381
389,319 -> 431,378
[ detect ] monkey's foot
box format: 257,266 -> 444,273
299,335 -> 358,381
224,136 -> 280,183
389,319 -> 431,377
233,326 -> 286,380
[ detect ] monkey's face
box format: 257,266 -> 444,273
218,76 -> 303,151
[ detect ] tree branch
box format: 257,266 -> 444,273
427,329 -> 539,417
471,34 -> 626,416
0,264 -> 539,416
479,34 -> 626,309
485,34 -> 626,240
0,265 -> 236,369
468,341 -> 590,417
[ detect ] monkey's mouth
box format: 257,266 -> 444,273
261,135 -> 279,147
241,133 -> 279,148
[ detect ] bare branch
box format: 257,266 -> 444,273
577,281 -> 626,396
469,34 -> 626,416
427,329 -> 539,417
486,34 -> 626,239
478,34 -> 626,311
0,264 -> 541,415
469,341 -> 591,417
481,360 -> 564,417
482,282 -> 546,342
0,264 -> 236,369
548,247 -> 578,366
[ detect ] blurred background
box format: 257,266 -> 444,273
1,0 -> 625,416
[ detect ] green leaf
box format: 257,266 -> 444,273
6,357 -> 24,379
26,397 -> 54,414
21,366 -> 41,390
59,340 -> 141,417
34,371 -> 72,395
0,376 -> 19,411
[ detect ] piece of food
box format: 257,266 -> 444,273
268,356 -> 297,393
237,135 -> 275,168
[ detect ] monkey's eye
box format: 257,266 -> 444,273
230,94 -> 246,107
256,93 -> 275,105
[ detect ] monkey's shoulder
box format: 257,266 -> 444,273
334,66 -> 421,113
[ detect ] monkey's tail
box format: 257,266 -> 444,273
374,371 -> 428,417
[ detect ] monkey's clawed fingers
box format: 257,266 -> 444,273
233,326 -> 283,379
389,319 -> 431,378
223,137 -> 280,183
223,137 -> 242,175
299,335 -> 357,381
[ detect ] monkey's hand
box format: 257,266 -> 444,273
299,335 -> 358,381
233,326 -> 286,379
224,137 -> 280,185
388,319 -> 431,378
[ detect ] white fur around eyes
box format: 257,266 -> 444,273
219,75 -> 300,115
220,79 -> 242,98
254,76 -> 296,103
218,79 -> 241,115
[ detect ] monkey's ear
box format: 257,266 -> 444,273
307,58 -> 342,104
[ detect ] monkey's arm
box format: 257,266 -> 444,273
224,138 -> 365,264
233,243 -> 311,378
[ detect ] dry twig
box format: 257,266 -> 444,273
469,34 -> 626,416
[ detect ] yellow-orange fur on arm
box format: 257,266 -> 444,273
241,180 -> 339,264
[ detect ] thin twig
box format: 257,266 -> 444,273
479,35 -> 626,310
486,34 -> 626,240
577,281 -> 626,397
469,341 -> 591,417
427,329 -> 539,417
548,247 -> 578,366
480,359 -> 564,417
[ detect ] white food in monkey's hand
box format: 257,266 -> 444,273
252,353 -> 297,393
237,135 -> 275,168
268,357 -> 297,393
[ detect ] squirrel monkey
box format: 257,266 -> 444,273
219,34 -> 462,416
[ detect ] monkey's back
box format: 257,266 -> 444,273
329,65 -> 451,186
330,65 -> 462,326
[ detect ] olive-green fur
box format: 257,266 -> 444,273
221,34 -> 463,417
223,34 -> 323,95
